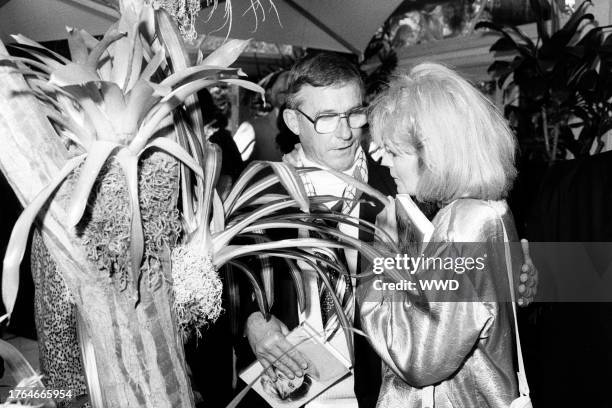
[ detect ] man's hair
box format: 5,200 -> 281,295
370,62 -> 517,203
285,52 -> 364,108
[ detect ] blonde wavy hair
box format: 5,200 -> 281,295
370,62 -> 517,204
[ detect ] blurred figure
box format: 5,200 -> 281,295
250,71 -> 298,161
198,89 -> 245,182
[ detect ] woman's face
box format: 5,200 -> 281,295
381,148 -> 421,195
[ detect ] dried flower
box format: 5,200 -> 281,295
171,245 -> 223,338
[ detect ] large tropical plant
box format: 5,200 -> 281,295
477,0 -> 612,161
0,1 -> 399,407
0,4 -> 262,406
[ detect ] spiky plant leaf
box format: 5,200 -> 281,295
67,141 -> 121,226
2,155 -> 85,318
201,38 -> 250,68
155,7 -> 207,147
174,114 -> 198,231
66,26 -> 90,65
215,238 -> 348,267
211,190 -> 225,234
11,34 -> 71,63
123,80 -> 163,134
9,40 -> 68,71
196,141 -> 222,247
269,212 -> 398,249
99,82 -> 130,133
0,338 -> 46,390
87,27 -> 126,72
214,198 -> 309,252
45,112 -> 90,149
224,161 -> 311,215
221,78 -> 265,95
0,55 -> 54,76
237,220 -> 388,279
124,19 -> 144,92
60,83 -> 116,140
50,63 -> 99,87
131,78 -> 217,150
141,137 -> 204,178
115,149 -> 143,293
227,260 -> 270,319
160,65 -> 241,88
140,49 -> 166,81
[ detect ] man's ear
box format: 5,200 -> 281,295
283,109 -> 300,135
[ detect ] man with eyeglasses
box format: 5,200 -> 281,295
244,52 -> 390,408
243,52 -> 538,408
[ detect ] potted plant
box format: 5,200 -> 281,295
477,0 -> 612,162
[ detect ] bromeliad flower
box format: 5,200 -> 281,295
0,5 -> 262,317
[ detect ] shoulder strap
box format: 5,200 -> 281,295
499,216 -> 531,397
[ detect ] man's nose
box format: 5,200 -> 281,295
335,116 -> 352,140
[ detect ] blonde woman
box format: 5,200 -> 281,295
360,62 -> 522,407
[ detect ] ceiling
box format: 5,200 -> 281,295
0,0 -> 403,56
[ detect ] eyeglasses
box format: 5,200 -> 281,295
293,107 -> 368,134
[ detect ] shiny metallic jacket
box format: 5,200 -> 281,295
359,199 -> 519,407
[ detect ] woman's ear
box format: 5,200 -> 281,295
283,109 -> 300,136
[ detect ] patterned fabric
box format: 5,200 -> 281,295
31,230 -> 88,408
295,146 -> 368,215
283,144 -> 368,337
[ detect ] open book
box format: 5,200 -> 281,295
239,322 -> 352,408
396,194 -> 435,250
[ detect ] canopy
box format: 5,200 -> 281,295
0,0 -> 403,56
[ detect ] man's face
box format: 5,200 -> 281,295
284,82 -> 363,171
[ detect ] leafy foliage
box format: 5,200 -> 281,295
477,0 -> 612,161
361,19 -> 398,102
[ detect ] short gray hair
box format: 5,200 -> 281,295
285,53 -> 364,108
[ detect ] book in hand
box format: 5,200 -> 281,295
239,322 -> 352,408
396,194 -> 435,249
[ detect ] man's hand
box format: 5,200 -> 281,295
518,239 -> 538,306
245,312 -> 308,381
